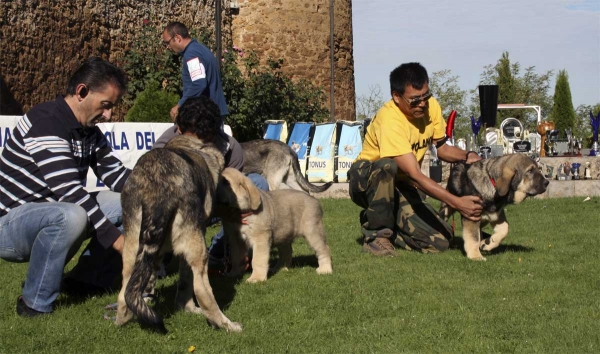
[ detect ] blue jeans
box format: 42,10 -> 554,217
0,191 -> 123,313
208,173 -> 268,258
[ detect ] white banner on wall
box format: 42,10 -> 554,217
0,116 -> 174,192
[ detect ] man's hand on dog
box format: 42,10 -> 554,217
456,195 -> 483,221
465,152 -> 482,164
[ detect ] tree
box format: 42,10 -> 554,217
549,70 -> 576,138
495,52 -> 518,121
428,69 -> 470,140
355,84 -> 385,120
469,51 -> 553,133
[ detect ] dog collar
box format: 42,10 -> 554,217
490,177 -> 496,188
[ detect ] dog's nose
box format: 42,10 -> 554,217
543,178 -> 550,187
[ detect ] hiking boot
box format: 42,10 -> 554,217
362,228 -> 397,256
16,296 -> 47,318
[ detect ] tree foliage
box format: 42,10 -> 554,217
120,21 -> 328,141
124,81 -> 179,123
222,50 -> 328,142
429,69 -> 470,140
355,84 -> 386,120
549,70 -> 576,138
469,51 -> 553,132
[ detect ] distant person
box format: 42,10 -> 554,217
348,62 -> 483,256
0,57 -> 131,317
161,21 -> 229,122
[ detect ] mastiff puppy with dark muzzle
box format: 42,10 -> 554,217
440,154 -> 549,261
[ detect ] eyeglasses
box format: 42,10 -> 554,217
402,91 -> 433,107
162,36 -> 175,47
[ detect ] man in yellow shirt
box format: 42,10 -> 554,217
348,63 -> 483,256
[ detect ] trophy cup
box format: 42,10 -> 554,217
565,129 -> 574,155
571,162 -> 581,180
537,121 -> 555,157
584,162 -> 592,180
590,111 -> 600,156
470,115 -> 483,156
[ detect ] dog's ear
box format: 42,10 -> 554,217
241,176 -> 262,210
495,165 -> 516,197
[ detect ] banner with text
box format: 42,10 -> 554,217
0,116 -> 173,192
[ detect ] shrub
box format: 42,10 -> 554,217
223,49 -> 328,141
121,22 -> 328,137
125,82 -> 179,123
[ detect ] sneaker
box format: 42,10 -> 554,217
362,229 -> 397,257
16,296 -> 47,318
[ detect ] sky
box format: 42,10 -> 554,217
352,0 -> 600,109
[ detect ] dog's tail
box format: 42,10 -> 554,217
291,151 -> 333,193
125,202 -> 174,334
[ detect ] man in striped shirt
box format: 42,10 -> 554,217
0,57 -> 130,317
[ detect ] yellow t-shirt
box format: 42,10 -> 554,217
357,97 -> 447,165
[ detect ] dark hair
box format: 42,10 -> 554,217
164,22 -> 190,39
66,57 -> 128,96
389,62 -> 429,96
176,96 -> 221,141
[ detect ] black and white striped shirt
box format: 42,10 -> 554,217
0,96 -> 131,248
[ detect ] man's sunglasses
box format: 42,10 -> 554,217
402,91 -> 433,107
163,36 -> 175,47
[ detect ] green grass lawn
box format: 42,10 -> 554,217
1,197 -> 599,353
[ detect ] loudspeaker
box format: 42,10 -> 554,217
479,85 -> 499,128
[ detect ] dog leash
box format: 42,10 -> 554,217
103,293 -> 157,321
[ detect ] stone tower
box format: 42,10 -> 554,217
228,0 -> 356,121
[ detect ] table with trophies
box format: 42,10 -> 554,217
449,111 -> 600,198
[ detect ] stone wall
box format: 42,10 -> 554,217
0,0 -> 219,119
230,0 -> 355,121
1,0 -> 355,121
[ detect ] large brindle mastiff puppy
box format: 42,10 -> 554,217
115,135 -> 242,333
216,167 -> 333,283
440,154 -> 549,261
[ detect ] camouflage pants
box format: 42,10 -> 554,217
348,159 -> 452,253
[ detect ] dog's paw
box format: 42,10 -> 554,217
480,239 -> 499,252
467,254 -> 487,261
225,321 -> 243,332
246,275 -> 267,283
184,305 -> 204,315
114,313 -> 133,326
316,266 -> 332,275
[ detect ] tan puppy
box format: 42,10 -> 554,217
216,168 -> 333,282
